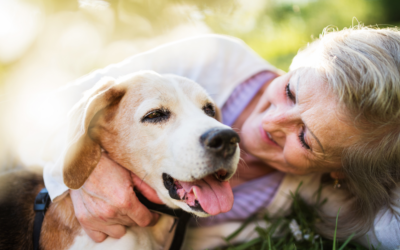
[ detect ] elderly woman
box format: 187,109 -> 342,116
41,26 -> 400,249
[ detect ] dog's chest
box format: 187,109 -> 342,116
67,215 -> 175,250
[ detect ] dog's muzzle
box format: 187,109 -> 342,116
162,128 -> 240,215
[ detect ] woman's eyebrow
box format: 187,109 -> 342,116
295,76 -> 325,154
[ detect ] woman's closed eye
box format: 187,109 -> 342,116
285,83 -> 295,103
286,83 -> 310,149
298,129 -> 310,149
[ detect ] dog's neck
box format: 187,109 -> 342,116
40,194 -> 81,250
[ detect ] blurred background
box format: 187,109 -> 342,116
0,0 -> 399,170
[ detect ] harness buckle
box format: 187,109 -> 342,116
34,188 -> 50,212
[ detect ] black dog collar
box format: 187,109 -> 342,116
136,193 -> 192,250
33,188 -> 50,250
33,189 -> 191,250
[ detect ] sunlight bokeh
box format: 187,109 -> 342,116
0,0 -> 399,170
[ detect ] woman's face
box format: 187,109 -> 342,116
241,69 -> 357,175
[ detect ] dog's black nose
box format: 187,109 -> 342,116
200,128 -> 240,158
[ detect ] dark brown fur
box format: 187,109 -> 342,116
0,169 -> 81,250
0,169 -> 44,250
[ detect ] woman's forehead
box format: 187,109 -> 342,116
291,68 -> 326,88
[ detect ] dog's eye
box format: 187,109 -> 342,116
142,109 -> 170,123
147,112 -> 162,119
203,103 -> 215,117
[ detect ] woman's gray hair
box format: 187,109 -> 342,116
291,25 -> 400,239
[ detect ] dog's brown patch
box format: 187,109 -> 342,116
64,136 -> 102,189
90,87 -> 145,170
63,80 -> 127,189
40,195 -> 80,250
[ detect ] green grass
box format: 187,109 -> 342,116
212,183 -> 377,250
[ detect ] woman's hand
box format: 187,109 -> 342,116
70,154 -> 163,242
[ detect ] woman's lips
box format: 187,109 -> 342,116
259,124 -> 280,147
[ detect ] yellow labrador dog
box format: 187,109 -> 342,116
0,71 -> 240,250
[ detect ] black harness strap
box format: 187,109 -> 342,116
136,193 -> 191,250
33,188 -> 50,250
33,190 -> 191,250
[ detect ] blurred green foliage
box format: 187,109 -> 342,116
205,0 -> 400,71
4,0 -> 400,73
213,184 -> 373,250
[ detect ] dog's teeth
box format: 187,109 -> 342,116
193,189 -> 198,200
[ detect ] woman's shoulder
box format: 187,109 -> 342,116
357,183 -> 400,249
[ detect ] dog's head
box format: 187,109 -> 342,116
62,71 -> 240,216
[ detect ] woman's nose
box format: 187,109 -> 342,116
262,105 -> 301,133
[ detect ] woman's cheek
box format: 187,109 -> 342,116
255,75 -> 288,115
282,138 -> 311,175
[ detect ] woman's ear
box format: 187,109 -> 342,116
330,171 -> 346,180
63,77 -> 126,189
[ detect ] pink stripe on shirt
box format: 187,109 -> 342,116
221,71 -> 276,127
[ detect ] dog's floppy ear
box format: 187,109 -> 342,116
63,77 -> 126,189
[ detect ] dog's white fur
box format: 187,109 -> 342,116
47,71 -> 240,250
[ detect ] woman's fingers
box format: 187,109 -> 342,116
82,181 -> 160,227
83,229 -> 108,243
124,193 -> 161,227
78,186 -> 136,226
84,188 -> 158,228
70,187 -> 134,242
96,224 -> 127,239
150,212 -> 161,226
70,189 -> 109,242
81,224 -> 126,242
131,173 -> 164,204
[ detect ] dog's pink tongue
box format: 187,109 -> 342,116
180,175 -> 233,215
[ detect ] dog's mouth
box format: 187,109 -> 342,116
162,170 -> 233,215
